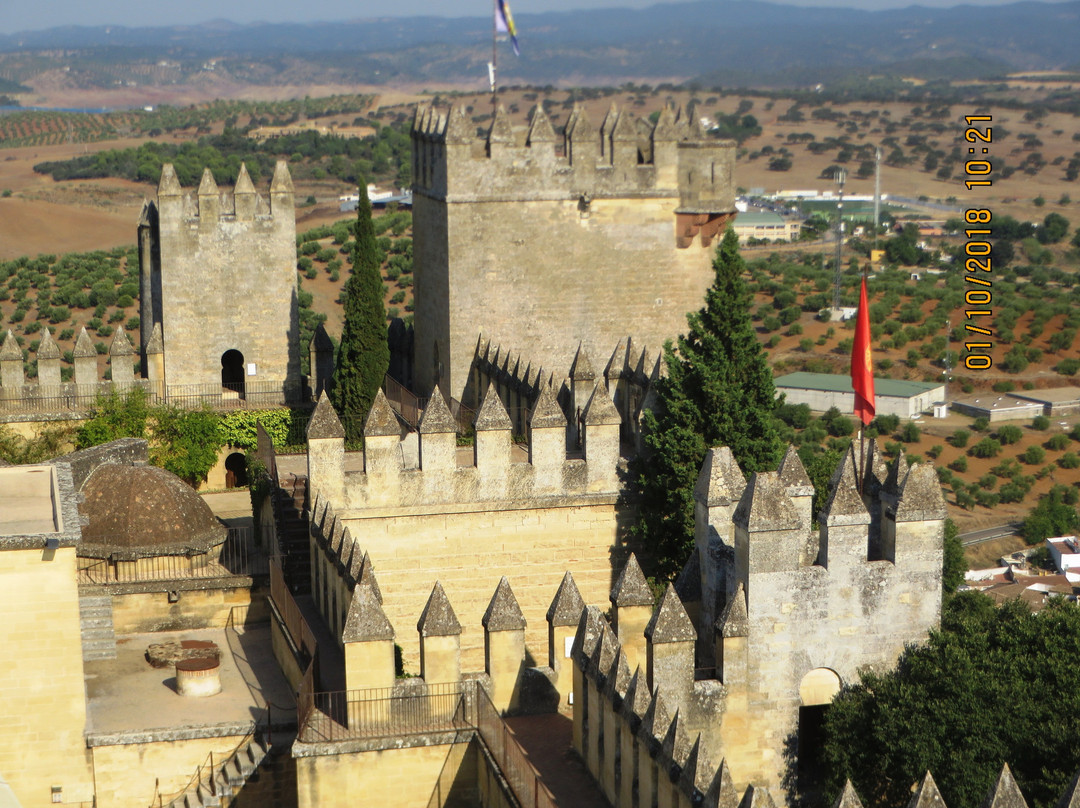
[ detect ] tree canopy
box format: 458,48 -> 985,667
822,592 -> 1080,808
632,228 -> 785,580
329,182 -> 390,443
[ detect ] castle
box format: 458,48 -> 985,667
0,100 -> 997,808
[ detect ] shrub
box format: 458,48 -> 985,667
1022,446 -> 1047,464
926,444 -> 943,460
973,417 -> 990,432
969,438 -> 1002,458
949,429 -> 970,448
1059,452 -> 1080,469
996,425 -> 1023,445
900,421 -> 921,443
978,474 -> 996,490
873,413 -> 901,434
884,441 -> 904,458
1033,415 -> 1051,430
1047,434 -> 1070,451
949,456 -> 968,472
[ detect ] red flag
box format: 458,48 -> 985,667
851,276 -> 876,426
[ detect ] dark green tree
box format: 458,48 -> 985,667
330,182 -> 389,443
823,593 -> 1080,808
632,229 -> 785,580
941,518 -> 966,595
1023,484 -> 1080,544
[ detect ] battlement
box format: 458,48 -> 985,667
411,102 -> 736,215
571,443 -> 946,797
305,375 -> 623,512
0,326 -> 143,414
154,161 -> 294,225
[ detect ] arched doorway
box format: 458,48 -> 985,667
224,452 -> 248,489
798,668 -> 842,796
221,350 -> 245,399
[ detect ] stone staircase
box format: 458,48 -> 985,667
164,733 -> 272,808
274,473 -> 310,594
79,593 -> 117,662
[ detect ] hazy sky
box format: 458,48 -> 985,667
1,0 -> 1074,35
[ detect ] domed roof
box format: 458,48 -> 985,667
79,463 -> 226,555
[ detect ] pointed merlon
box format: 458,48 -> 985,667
526,105 -> 557,145
145,322 -> 164,354
342,586 -> 394,642
443,104 -> 472,144
639,687 -> 672,746
109,326 -> 134,357
487,104 -> 515,145
483,576 -> 526,632
674,549 -> 701,604
777,445 -> 814,497
588,622 -> 618,681
570,605 -> 604,670
907,772 -> 947,808
660,709 -> 692,774
717,582 -> 749,639
864,438 -> 889,490
36,327 -> 61,360
529,383 -> 566,429
73,327 -> 96,358
346,542 -> 364,586
0,329 -> 21,361
832,781 -> 865,808
197,167 -> 218,196
822,448 -> 870,524
1055,769 -> 1080,808
981,764 -> 1029,808
329,518 -> 346,558
652,105 -> 680,141
679,737 -> 712,799
474,385 -> 513,432
307,392 -> 345,440
364,388 -> 400,438
738,785 -> 778,808
703,759 -> 740,808
895,463 -> 948,522
270,160 -> 294,194
645,584 -> 696,644
884,453 -> 910,494
411,103 -> 429,134
621,665 -> 650,726
566,104 -> 595,141
611,553 -> 654,608
234,162 -> 255,194
569,343 -> 595,381
600,102 -> 618,139
546,571 -> 586,627
583,381 -> 621,426
733,472 -> 800,532
358,553 -> 383,604
695,446 -> 748,507
419,387 -> 457,434
602,646 -> 632,699
417,581 -> 462,637
158,163 -> 182,196
605,339 -> 626,381
612,107 -> 637,142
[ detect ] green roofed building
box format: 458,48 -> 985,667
775,371 -> 945,419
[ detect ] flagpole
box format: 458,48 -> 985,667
491,0 -> 498,115
858,264 -> 867,495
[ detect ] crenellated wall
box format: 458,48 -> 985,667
304,378 -> 628,678
573,440 -> 948,802
410,102 -> 736,401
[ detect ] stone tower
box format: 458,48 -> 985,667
410,102 -> 737,402
138,161 -> 300,395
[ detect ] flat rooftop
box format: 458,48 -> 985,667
0,465 -> 59,534
951,394 -> 1043,413
1016,386 -> 1080,405
775,372 -> 943,399
84,625 -> 295,744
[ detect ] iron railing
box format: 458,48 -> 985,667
475,685 -> 557,808
270,556 -> 317,660
77,527 -> 267,584
297,681 -> 472,743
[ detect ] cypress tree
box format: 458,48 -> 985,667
632,228 -> 785,580
330,183 -> 389,443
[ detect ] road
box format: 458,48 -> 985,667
959,523 -> 1025,546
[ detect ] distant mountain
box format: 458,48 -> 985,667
1,1 -> 1078,88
